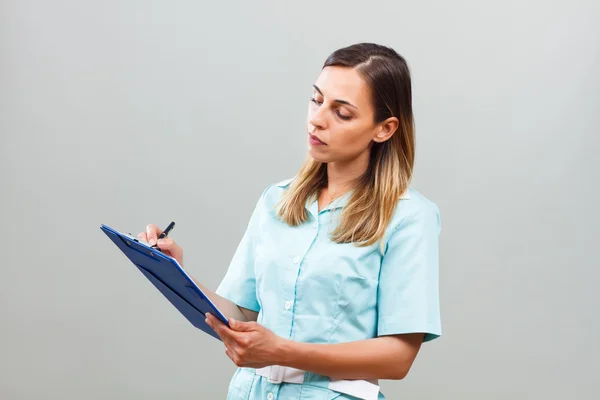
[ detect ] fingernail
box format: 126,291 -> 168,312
149,239 -> 156,246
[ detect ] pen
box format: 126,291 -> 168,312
152,221 -> 175,248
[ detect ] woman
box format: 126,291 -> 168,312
140,42 -> 441,400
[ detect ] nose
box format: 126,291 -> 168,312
308,104 -> 327,131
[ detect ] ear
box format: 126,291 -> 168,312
372,117 -> 399,143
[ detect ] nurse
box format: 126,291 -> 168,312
140,42 -> 442,400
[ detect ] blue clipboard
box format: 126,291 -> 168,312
100,224 -> 229,341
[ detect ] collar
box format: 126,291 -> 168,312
275,177 -> 410,216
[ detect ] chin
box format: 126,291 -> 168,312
307,147 -> 330,163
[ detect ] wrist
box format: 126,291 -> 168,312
275,338 -> 296,366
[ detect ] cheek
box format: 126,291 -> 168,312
334,125 -> 370,150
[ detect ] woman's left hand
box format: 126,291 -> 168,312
205,313 -> 285,368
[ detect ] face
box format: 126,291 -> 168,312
306,66 -> 398,163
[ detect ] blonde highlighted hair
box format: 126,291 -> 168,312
275,43 -> 415,251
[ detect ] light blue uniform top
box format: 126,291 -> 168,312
216,177 -> 442,400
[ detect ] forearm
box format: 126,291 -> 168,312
278,336 -> 419,381
189,275 -> 255,322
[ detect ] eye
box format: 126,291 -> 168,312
336,111 -> 352,121
310,97 -> 352,121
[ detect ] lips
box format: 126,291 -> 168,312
309,133 -> 326,145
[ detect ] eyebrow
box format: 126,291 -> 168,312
313,85 -> 358,110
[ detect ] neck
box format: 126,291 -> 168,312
325,149 -> 370,193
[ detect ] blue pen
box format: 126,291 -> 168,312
152,221 -> 175,248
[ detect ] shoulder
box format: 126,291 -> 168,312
262,176 -> 295,200
385,186 -> 441,241
273,177 -> 295,188
251,176 -> 295,212
253,177 -> 293,198
400,186 -> 441,218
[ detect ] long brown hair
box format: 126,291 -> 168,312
276,43 -> 415,251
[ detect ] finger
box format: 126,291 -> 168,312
137,232 -> 148,242
229,318 -> 256,332
157,238 -> 184,264
156,238 -> 177,251
207,313 -> 226,330
225,347 -> 238,366
205,316 -> 222,337
206,313 -> 235,341
205,313 -> 222,334
146,224 -> 162,246
224,343 -> 245,367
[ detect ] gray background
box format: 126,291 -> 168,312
1,0 -> 599,399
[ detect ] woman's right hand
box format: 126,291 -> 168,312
138,224 -> 184,267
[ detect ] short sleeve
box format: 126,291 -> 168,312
377,203 -> 442,342
215,185 -> 271,312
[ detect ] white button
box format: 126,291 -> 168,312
284,301 -> 292,310
267,393 -> 274,400
313,222 -> 318,228
293,255 -> 300,264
